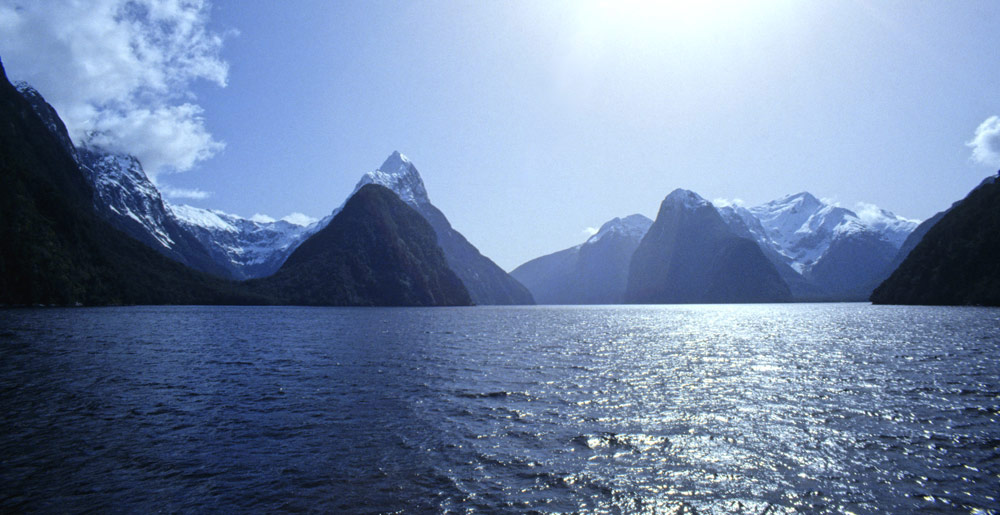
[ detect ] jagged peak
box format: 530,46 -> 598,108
351,151 -> 430,207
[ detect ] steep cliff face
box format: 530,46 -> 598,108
351,152 -> 534,305
0,58 -> 264,306
625,190 -> 791,304
16,80 -> 231,279
253,184 -> 472,307
871,173 -> 1000,306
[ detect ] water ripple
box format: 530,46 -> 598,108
0,304 -> 998,513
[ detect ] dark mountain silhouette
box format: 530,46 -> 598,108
252,184 -> 472,306
16,83 -> 230,279
0,57 -> 265,305
624,190 -> 791,304
871,173 -> 1000,306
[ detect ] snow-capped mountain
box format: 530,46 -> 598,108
345,151 -> 534,305
76,148 -> 174,249
512,214 -> 652,304
170,205 -> 322,280
352,151 -> 430,206
719,192 -> 919,299
16,83 -> 230,278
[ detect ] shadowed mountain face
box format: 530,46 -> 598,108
352,152 -> 534,305
511,215 -> 652,304
871,173 -> 1000,306
625,190 -> 791,304
252,184 -> 472,307
16,82 -> 234,279
0,58 -> 266,306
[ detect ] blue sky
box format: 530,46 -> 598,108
2,0 -> 999,270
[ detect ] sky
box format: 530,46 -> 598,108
1,0 -> 999,271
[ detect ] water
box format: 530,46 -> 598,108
0,304 -> 998,513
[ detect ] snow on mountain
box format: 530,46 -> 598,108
341,151 -> 533,304
351,151 -> 430,206
852,203 -> 920,248
585,214 -> 652,245
77,148 -> 176,248
663,189 -> 711,211
743,192 -> 917,275
170,204 -> 322,280
716,204 -> 770,244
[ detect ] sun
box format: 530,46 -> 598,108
574,0 -> 792,42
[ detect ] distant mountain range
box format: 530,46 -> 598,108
512,215 -> 652,304
4,54 -> 995,307
514,188 -> 919,303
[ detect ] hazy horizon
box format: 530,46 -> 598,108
2,0 -> 999,270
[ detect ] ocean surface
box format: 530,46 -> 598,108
0,304 -> 998,513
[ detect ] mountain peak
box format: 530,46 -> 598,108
586,214 -> 653,245
774,191 -> 821,209
352,151 -> 429,206
663,189 -> 710,210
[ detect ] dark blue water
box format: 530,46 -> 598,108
1,304 -> 998,513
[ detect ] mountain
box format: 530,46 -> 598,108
170,205 -> 321,280
889,211 -> 946,272
350,152 -> 534,305
624,190 -> 791,304
252,184 -> 472,306
15,83 -> 231,279
871,173 -> 1000,306
717,204 -> 824,299
719,193 -> 917,300
511,215 -> 652,304
0,57 -> 266,305
13,79 -> 530,298
884,175 -> 998,272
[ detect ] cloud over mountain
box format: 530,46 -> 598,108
968,115 -> 1000,167
0,0 -> 229,178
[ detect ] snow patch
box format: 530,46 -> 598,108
250,213 -> 277,224
586,214 -> 652,245
663,189 -> 710,210
281,212 -> 319,226
351,151 -> 430,207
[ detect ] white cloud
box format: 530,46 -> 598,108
967,115 -> 1000,168
583,227 -> 599,237
854,201 -> 919,225
852,202 -> 884,225
712,198 -> 744,208
250,213 -> 276,224
160,185 -> 211,200
0,0 -> 229,178
281,213 -> 318,226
